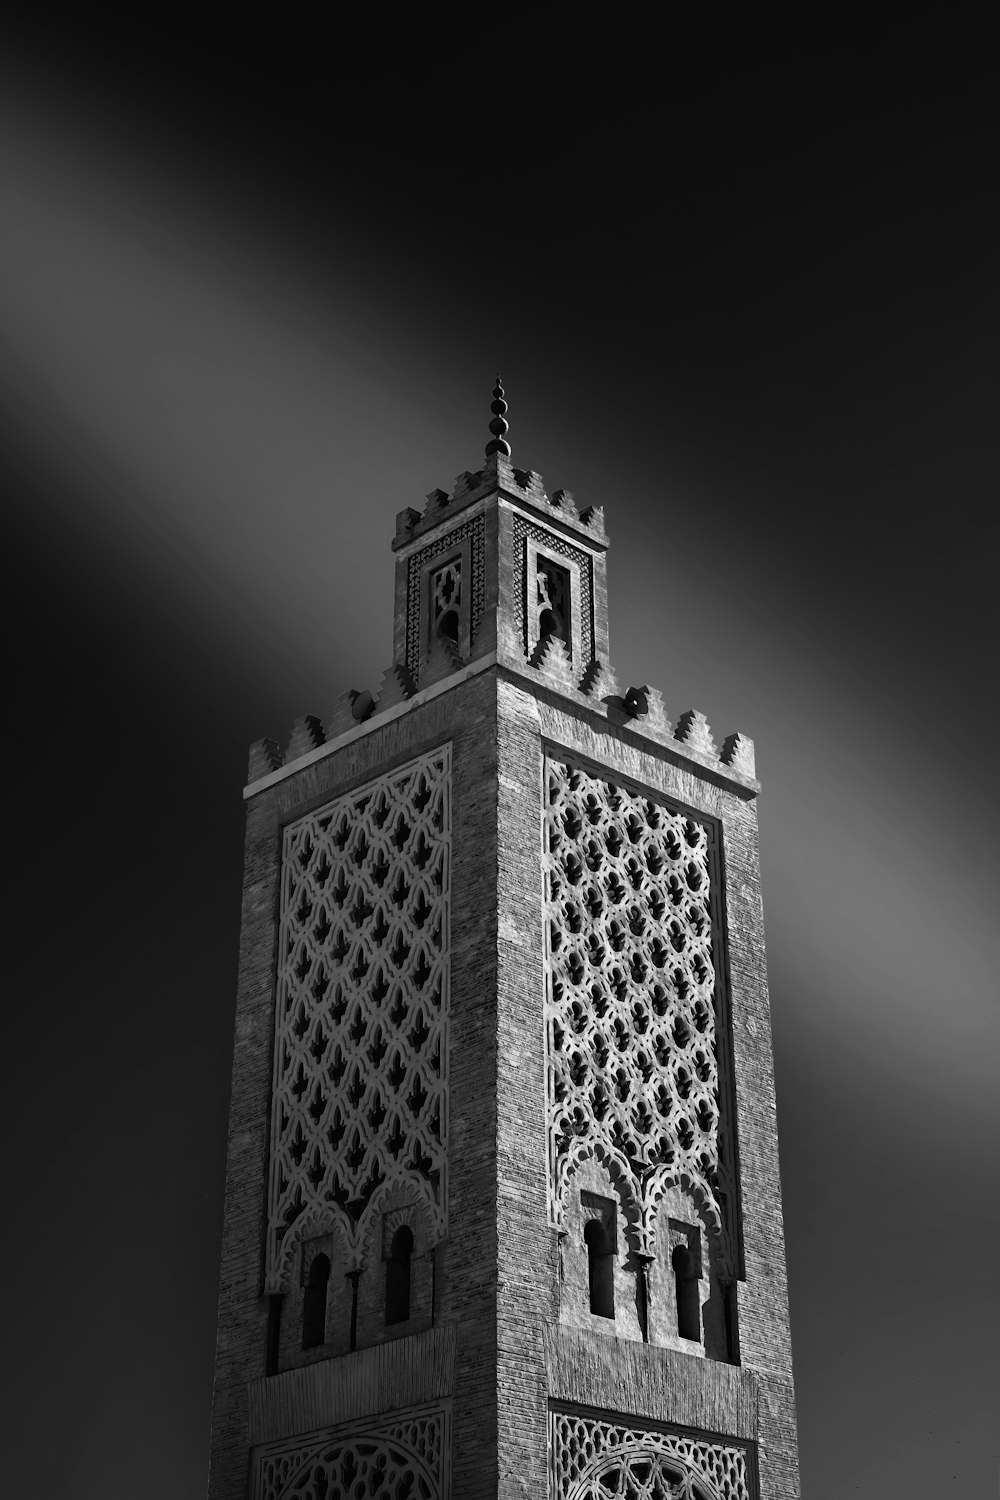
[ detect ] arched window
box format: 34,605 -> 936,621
385,1225 -> 414,1325
584,1219 -> 615,1319
302,1253 -> 330,1349
671,1244 -> 701,1342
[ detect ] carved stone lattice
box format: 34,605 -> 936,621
513,515 -> 593,663
543,757 -> 739,1270
430,559 -> 461,629
536,556 -> 571,653
267,749 -> 451,1291
253,1409 -> 446,1500
406,517 -> 486,677
551,1409 -> 752,1500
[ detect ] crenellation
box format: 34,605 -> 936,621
578,658 -> 620,700
394,506 -> 422,544
248,735 -> 283,782
452,469 -> 483,502
721,732 -> 756,779
375,661 -> 416,710
251,658 -> 765,802
675,708 -> 719,760
285,713 -> 325,761
422,633 -> 466,688
511,465 -> 548,500
323,688 -> 366,740
641,685 -> 674,739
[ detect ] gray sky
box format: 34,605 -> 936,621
1,17 -> 997,1494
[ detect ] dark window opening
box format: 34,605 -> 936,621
584,1219 -> 615,1319
536,558 -> 571,652
302,1253 -> 331,1349
672,1244 -> 701,1341
385,1225 -> 414,1325
539,606 -> 564,641
437,608 -> 459,644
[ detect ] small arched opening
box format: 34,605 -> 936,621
671,1244 -> 701,1342
302,1253 -> 331,1349
385,1225 -> 414,1325
436,608 -> 460,645
584,1219 -> 615,1319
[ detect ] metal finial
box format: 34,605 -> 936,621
485,374 -> 511,458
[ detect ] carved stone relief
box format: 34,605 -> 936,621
406,517 -> 486,678
543,756 -> 739,1276
267,748 -> 451,1292
550,1409 -> 752,1500
430,559 -> 462,637
513,516 -> 594,664
253,1408 -> 447,1500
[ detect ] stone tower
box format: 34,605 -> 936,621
207,382 -> 800,1499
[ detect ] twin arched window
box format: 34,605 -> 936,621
299,1222 -> 416,1349
582,1207 -> 703,1343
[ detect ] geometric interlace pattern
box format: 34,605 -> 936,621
254,1410 -> 445,1500
405,516 -> 486,679
543,757 -> 739,1269
267,748 -> 451,1290
551,1410 -> 752,1500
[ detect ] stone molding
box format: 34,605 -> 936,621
543,1326 -> 758,1442
247,1325 -> 456,1444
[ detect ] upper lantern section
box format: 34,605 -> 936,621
389,376 -> 610,695
245,381 -> 757,796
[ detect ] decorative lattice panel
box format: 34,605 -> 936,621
551,1409 -> 753,1500
513,515 -> 593,663
253,1408 -> 447,1500
406,516 -> 486,677
267,748 -> 451,1290
543,757 -> 739,1268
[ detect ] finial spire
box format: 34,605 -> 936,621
485,374 -> 511,458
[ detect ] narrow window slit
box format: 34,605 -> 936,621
672,1244 -> 701,1341
584,1219 -> 615,1319
302,1253 -> 330,1349
385,1225 -> 414,1324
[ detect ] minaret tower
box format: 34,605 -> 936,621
208,383 -> 800,1498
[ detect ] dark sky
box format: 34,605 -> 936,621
1,15 -> 997,1496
